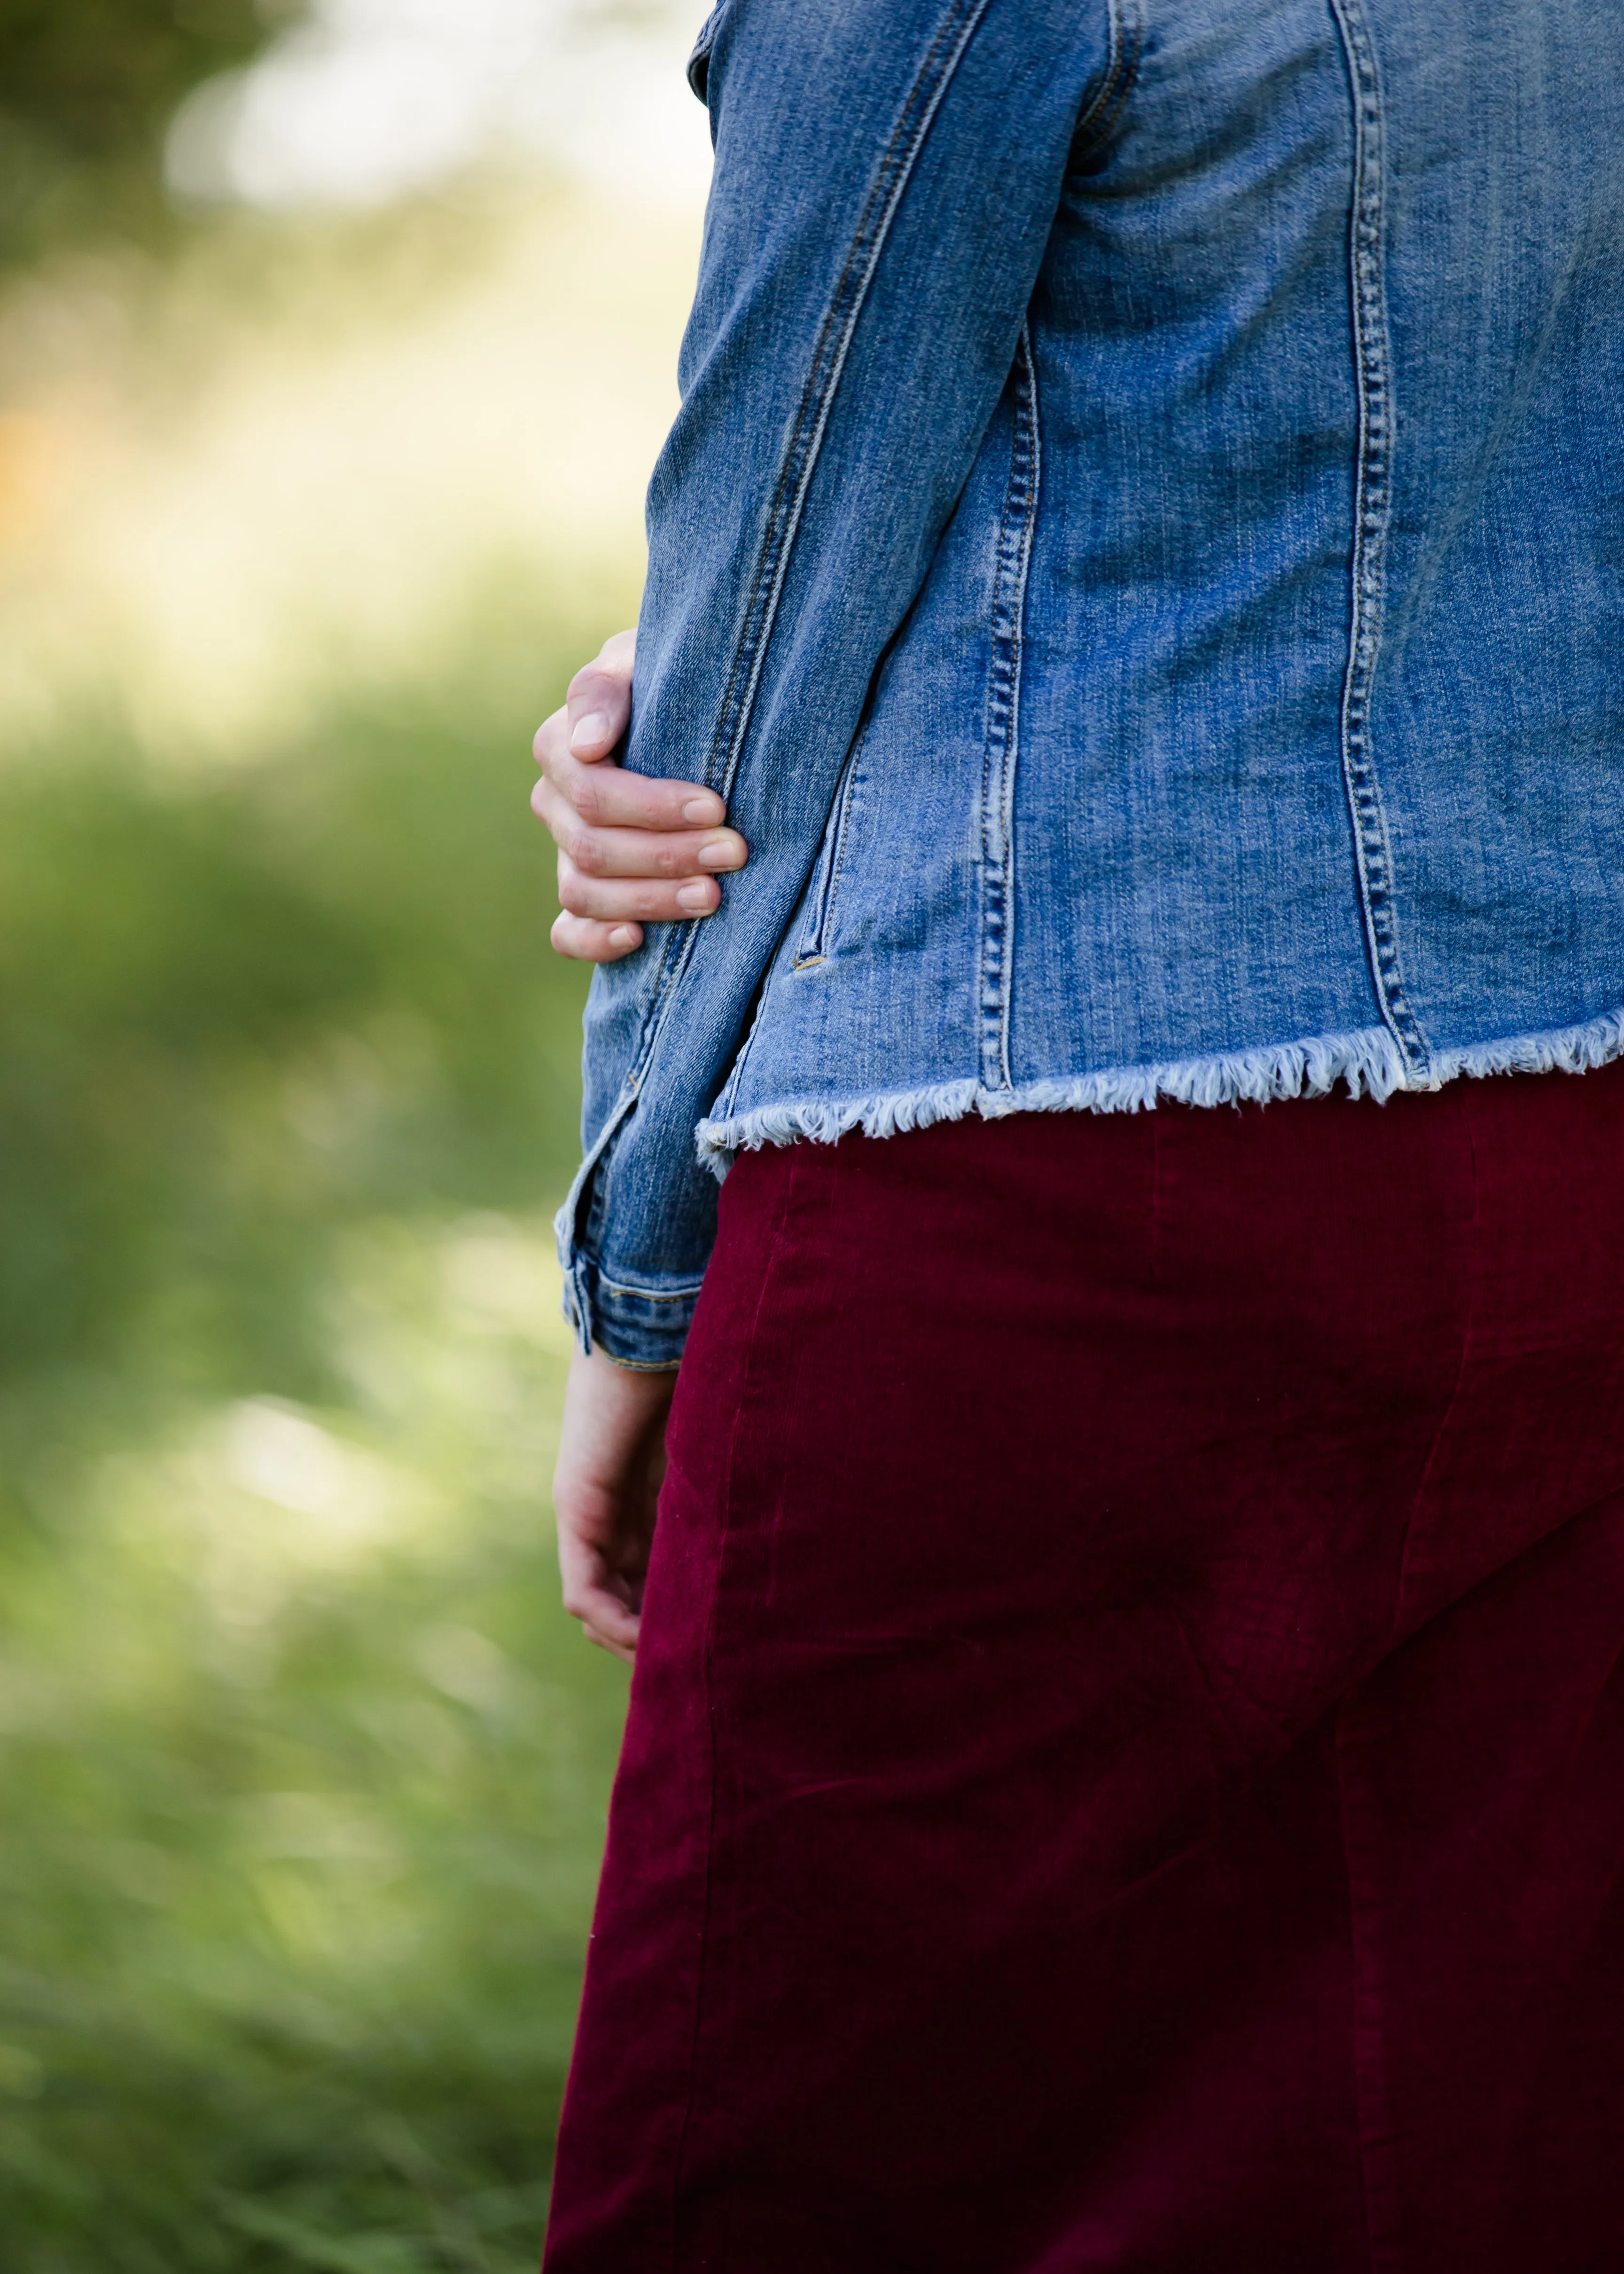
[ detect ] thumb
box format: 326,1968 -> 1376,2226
566,630 -> 635,761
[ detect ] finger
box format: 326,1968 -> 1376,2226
558,1528 -> 642,1658
565,629 -> 636,759
582,1612 -> 638,1665
533,713 -> 725,831
532,771 -> 733,865
537,788 -> 747,882
556,856 -> 723,923
578,1593 -> 640,1660
551,910 -> 645,962
561,1564 -> 640,1659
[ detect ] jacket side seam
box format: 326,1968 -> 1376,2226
1327,0 -> 1431,1080
978,322 -> 1041,1092
708,951 -> 778,1125
628,0 -> 1000,1094
793,714 -> 870,967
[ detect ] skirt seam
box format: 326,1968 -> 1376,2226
667,1156 -> 802,2266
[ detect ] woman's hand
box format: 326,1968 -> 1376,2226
553,1344 -> 676,1662
533,629 -> 750,963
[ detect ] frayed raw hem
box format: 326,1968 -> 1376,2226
695,1005 -> 1624,1176
697,1024 -> 1404,1173
1432,1004 -> 1624,1086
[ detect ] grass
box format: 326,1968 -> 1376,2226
0,609 -> 631,2270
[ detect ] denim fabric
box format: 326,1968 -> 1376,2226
559,0 -> 1624,1366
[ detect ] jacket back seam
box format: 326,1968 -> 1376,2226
1327,0 -> 1431,1078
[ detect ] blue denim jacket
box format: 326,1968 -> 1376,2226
559,0 -> 1624,1366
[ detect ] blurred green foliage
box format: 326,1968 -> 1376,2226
0,608 -> 630,2270
0,7 -> 656,2257
0,650 -> 589,1404
0,0 -> 288,261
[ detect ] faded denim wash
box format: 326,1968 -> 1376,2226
559,0 -> 1624,1366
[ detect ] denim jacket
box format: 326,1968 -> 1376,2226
559,0 -> 1624,1367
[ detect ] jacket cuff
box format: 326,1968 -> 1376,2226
560,1251 -> 701,1371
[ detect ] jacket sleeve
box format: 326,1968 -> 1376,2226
557,0 -> 1119,1367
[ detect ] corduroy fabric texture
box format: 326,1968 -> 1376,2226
546,1062 -> 1624,2272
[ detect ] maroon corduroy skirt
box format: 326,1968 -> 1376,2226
545,1063 -> 1624,2272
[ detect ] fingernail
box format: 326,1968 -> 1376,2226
609,925 -> 640,949
677,881 -> 715,913
682,793 -> 725,825
697,837 -> 742,870
570,712 -> 611,753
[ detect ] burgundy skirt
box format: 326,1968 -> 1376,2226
545,1064 -> 1624,2273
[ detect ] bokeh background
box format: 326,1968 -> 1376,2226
0,6 -> 710,2264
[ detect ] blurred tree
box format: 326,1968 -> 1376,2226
0,0 -> 295,260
